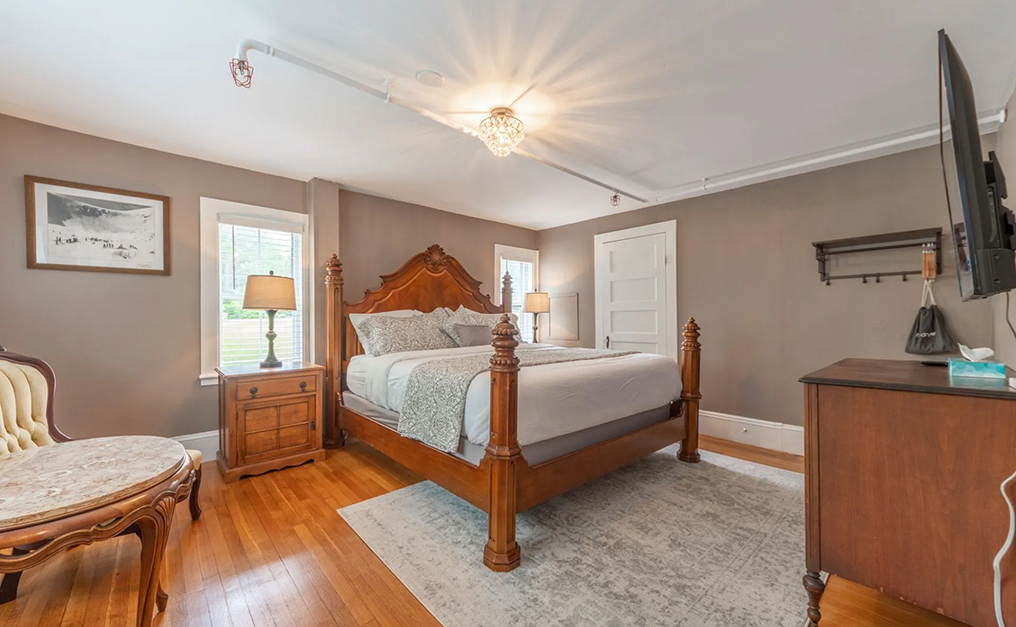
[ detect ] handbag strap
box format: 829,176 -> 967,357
922,280 -> 937,308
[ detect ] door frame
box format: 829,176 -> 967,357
593,220 -> 678,360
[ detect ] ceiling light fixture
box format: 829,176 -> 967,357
478,107 -> 524,157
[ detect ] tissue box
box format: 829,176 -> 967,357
948,358 -> 1006,379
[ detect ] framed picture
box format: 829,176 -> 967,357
548,293 -> 579,341
25,176 -> 170,275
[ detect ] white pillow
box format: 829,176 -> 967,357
349,310 -> 420,354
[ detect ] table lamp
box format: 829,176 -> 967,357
524,291 -> 550,343
243,271 -> 296,368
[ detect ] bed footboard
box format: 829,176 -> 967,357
678,318 -> 702,463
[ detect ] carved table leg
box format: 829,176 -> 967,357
803,570 -> 826,626
135,496 -> 176,626
0,547 -> 29,604
189,466 -> 203,521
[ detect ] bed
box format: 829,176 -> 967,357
325,245 -> 701,572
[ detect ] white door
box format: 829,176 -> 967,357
594,221 -> 677,359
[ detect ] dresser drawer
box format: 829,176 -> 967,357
239,374 -> 317,401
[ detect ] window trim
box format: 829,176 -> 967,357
493,244 -> 539,307
199,198 -> 313,386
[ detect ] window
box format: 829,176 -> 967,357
494,244 -> 539,343
200,198 -> 311,385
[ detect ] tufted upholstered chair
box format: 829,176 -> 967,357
0,346 -> 203,602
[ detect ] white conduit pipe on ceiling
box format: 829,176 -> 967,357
235,39 -> 1007,209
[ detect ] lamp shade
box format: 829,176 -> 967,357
243,271 -> 296,310
524,291 -> 550,314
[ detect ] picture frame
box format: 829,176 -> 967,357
548,292 -> 579,341
25,176 -> 171,275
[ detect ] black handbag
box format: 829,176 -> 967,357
905,281 -> 958,354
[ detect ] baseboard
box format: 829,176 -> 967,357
700,410 -> 804,456
173,430 -> 218,466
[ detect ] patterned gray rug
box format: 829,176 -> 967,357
339,447 -> 807,627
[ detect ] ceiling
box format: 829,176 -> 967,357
2,0 -> 1015,229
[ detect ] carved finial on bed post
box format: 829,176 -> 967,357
484,313 -> 522,572
501,272 -> 513,314
325,254 -> 345,447
678,318 -> 702,463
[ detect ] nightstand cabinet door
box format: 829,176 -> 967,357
237,396 -> 317,465
215,362 -> 326,483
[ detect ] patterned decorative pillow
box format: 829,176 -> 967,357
359,310 -> 457,356
441,307 -> 520,346
349,310 -> 420,354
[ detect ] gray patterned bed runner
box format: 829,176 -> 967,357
399,348 -> 635,452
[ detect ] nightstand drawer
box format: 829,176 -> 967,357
240,375 -> 317,401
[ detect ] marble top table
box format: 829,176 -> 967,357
0,436 -> 193,626
0,436 -> 187,530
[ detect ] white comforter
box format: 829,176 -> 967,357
347,344 -> 681,447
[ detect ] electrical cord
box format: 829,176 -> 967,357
1001,293 -> 1016,627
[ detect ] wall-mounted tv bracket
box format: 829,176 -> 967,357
813,228 -> 942,286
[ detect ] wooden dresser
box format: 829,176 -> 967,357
800,359 -> 1016,627
215,362 -> 325,482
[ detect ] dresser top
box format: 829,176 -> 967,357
215,361 -> 324,378
0,436 -> 186,530
800,358 -> 1016,401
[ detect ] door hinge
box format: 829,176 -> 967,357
311,419 -> 317,431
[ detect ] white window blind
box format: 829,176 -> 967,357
500,257 -> 536,342
218,222 -> 304,367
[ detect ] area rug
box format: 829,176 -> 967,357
339,446 -> 807,627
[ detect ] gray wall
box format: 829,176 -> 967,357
537,142 -> 995,426
0,114 -> 307,439
338,190 -> 537,301
0,115 -> 537,440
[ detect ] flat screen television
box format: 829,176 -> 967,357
939,29 -> 1014,300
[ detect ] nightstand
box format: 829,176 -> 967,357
215,361 -> 325,482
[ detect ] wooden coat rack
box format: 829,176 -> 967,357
813,228 -> 942,285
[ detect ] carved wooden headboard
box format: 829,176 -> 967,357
324,245 -> 511,418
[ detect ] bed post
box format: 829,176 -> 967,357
500,271 -> 513,313
325,254 -> 345,448
483,313 -> 522,572
678,318 -> 701,463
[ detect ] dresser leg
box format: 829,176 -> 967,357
803,570 -> 825,626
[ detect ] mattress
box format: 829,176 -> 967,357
348,343 -> 681,448
342,390 -> 670,466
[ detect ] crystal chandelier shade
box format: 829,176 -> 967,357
478,107 -> 525,157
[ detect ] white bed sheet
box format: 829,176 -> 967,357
351,344 -> 680,447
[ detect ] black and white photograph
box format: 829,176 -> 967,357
25,176 -> 170,275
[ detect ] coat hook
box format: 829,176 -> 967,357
862,275 -> 868,284
902,273 -> 908,282
875,274 -> 881,283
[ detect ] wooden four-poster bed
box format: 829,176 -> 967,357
324,244 -> 701,572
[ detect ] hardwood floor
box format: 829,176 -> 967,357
0,439 -> 967,627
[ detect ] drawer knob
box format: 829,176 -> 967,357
300,381 -> 307,391
250,386 -> 258,398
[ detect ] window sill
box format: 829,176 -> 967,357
198,373 -> 219,387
